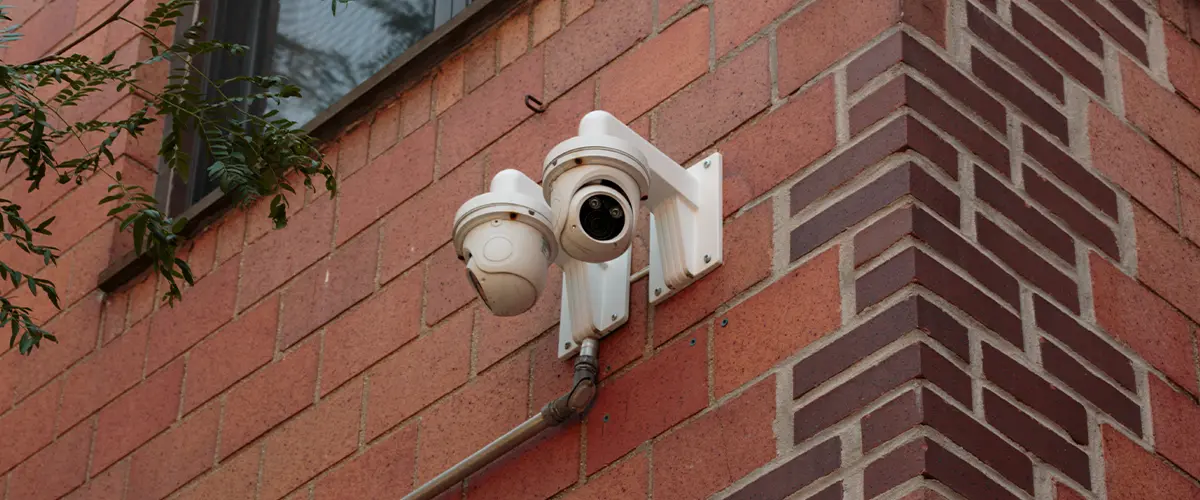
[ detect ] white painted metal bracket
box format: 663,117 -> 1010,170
557,249 -> 632,359
649,152 -> 724,305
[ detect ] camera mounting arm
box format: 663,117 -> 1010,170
576,111 -> 702,207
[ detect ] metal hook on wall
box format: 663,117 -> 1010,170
525,94 -> 545,113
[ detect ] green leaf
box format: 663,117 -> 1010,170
132,217 -> 146,255
18,332 -> 31,355
107,203 -> 131,217
34,216 -> 53,234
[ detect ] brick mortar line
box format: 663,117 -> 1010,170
1019,148 -> 1121,229
917,376 -> 1095,492
719,406 -> 925,500
1009,0 -> 1111,67
981,365 -> 1088,454
786,25 -> 908,105
1021,286 -> 1041,358
788,335 -> 930,411
838,241 -> 858,330
1037,326 -> 1139,401
982,334 -> 1145,432
774,352 -> 795,455
972,202 -> 1078,277
967,35 -> 1077,118
854,238 -> 1022,320
973,158 -> 1121,271
787,151 -> 956,231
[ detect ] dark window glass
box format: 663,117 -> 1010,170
160,0 -> 470,215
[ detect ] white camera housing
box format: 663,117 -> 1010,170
543,137 -> 649,263
452,170 -> 558,317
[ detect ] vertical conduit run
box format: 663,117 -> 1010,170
403,338 -> 601,500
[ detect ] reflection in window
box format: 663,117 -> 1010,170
160,0 -> 470,215
266,0 -> 449,125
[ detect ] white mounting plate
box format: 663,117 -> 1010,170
558,249 -> 632,359
649,153 -> 724,305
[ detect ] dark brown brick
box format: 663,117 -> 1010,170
1024,0 -> 1103,54
805,482 -> 843,500
1012,5 -> 1106,97
1033,294 -> 1135,390
849,76 -> 1009,171
790,163 -> 959,260
922,389 -> 1034,492
846,32 -> 1006,132
982,343 -> 1089,443
1066,0 -> 1147,62
865,439 -> 928,498
974,165 -> 1075,261
725,437 -> 840,500
793,296 -> 969,398
971,48 -> 1068,141
856,206 -> 917,267
1107,0 -> 1146,29
865,438 -> 1020,500
976,214 -> 1080,313
856,247 -> 1023,347
790,115 -> 958,213
967,4 -> 1065,100
793,343 -> 970,443
907,207 -> 1019,308
862,390 -> 924,450
1023,165 -> 1120,258
1022,125 -> 1117,218
1041,340 -> 1142,435
984,389 -> 1092,487
862,387 -> 1034,491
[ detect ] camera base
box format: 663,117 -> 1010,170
557,249 -> 632,359
648,152 -> 724,305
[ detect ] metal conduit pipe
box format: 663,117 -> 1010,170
404,338 -> 601,500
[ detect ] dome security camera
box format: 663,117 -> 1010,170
543,134 -> 650,263
452,170 -> 558,317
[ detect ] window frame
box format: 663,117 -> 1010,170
98,0 -> 520,292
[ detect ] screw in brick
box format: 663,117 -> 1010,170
720,318 -> 729,327
603,414 -> 610,422
689,338 -> 696,346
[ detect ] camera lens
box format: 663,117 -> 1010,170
466,269 -> 488,303
579,194 -> 625,241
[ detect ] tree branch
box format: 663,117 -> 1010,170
20,0 -> 138,66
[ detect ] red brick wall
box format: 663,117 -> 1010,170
2,0 -> 1200,498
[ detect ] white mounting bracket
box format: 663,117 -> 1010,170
649,152 -> 724,304
557,250 -> 631,359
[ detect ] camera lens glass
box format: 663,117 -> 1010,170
466,268 -> 494,308
579,194 -> 625,241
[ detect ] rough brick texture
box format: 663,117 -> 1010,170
4,0 -> 1199,498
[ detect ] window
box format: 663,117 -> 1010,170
156,0 -> 471,216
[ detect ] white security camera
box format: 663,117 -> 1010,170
543,135 -> 650,263
451,110 -> 724,361
452,170 -> 558,316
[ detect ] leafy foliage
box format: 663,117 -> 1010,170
0,0 -> 338,354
